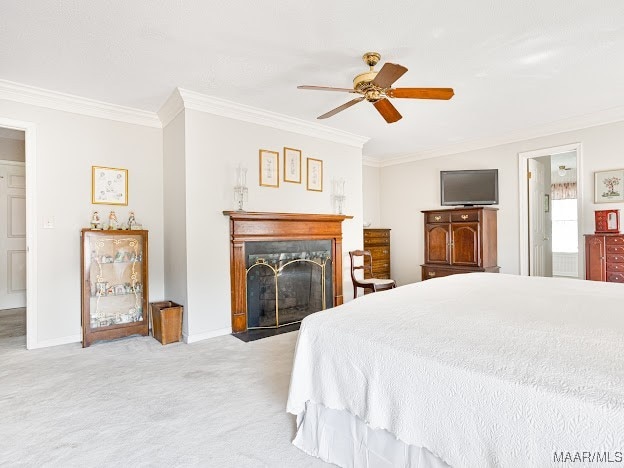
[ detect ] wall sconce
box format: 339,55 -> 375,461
332,178 -> 346,214
234,163 -> 248,211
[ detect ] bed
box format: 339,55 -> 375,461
287,273 -> 624,467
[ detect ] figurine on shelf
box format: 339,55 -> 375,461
90,211 -> 102,230
127,211 -> 136,230
108,211 -> 118,230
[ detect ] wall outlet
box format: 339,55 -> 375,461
43,217 -> 55,229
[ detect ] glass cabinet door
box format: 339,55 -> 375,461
87,233 -> 145,328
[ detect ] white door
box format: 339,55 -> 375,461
0,162 -> 27,309
528,158 -> 547,276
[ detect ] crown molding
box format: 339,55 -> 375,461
157,88 -> 185,127
369,105 -> 624,167
0,79 -> 161,128
362,156 -> 382,168
167,88 -> 369,148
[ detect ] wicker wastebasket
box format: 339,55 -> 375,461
150,301 -> 183,345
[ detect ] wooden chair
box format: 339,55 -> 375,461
349,250 -> 396,299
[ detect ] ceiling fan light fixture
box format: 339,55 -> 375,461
297,52 -> 454,124
558,165 -> 568,177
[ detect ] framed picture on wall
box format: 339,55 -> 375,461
595,169 -> 624,203
92,166 -> 128,205
283,147 -> 302,183
306,158 -> 323,192
259,149 -> 279,188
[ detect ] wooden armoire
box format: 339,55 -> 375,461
421,207 -> 500,280
585,234 -> 624,283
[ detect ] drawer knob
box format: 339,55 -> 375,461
434,216 -> 441,221
461,214 -> 469,220
428,272 -> 436,277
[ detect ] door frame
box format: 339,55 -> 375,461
0,117 -> 37,349
518,143 -> 583,277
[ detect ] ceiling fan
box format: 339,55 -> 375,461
298,52 -> 454,124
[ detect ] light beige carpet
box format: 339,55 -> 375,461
0,310 -> 329,467
0,308 -> 26,341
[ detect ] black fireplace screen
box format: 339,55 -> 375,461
245,240 -> 333,329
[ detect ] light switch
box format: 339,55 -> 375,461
43,217 -> 55,229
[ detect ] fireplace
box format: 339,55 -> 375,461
246,240 -> 332,329
223,211 -> 351,332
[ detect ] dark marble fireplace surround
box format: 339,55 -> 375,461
223,211 -> 351,333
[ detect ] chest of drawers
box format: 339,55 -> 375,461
363,228 -> 391,279
585,234 -> 624,283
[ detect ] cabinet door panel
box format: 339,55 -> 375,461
585,236 -> 606,281
451,223 -> 480,266
425,224 -> 450,264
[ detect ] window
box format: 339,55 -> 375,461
551,199 -> 578,252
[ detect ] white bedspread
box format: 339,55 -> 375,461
287,273 -> 624,467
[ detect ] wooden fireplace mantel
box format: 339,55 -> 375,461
223,211 -> 353,332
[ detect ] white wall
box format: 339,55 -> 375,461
379,120 -> 624,286
0,136 -> 25,162
183,109 -> 364,341
162,111 -> 188,334
362,165 -> 381,228
0,99 -> 164,347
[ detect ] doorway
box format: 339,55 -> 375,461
0,127 -> 27,348
518,143 -> 583,278
0,117 -> 36,349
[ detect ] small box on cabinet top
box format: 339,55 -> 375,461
595,209 -> 620,233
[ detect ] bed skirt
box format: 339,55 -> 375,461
293,401 -> 450,468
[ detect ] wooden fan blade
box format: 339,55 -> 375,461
373,99 -> 402,123
298,85 -> 358,93
317,97 -> 365,119
372,63 -> 408,89
387,87 -> 455,100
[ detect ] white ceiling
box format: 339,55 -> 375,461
1,1 -> 624,161
550,151 -> 577,183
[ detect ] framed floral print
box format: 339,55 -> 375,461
92,166 -> 128,205
306,158 -> 323,192
283,147 -> 302,183
595,169 -> 624,203
259,149 -> 279,188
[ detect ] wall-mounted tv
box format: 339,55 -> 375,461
440,169 -> 499,206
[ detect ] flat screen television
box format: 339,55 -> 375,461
440,169 -> 499,206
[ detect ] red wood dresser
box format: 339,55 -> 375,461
585,234 -> 624,283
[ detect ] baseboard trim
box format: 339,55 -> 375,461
29,333 -> 81,349
183,327 -> 232,344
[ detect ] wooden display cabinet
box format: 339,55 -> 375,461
80,229 -> 149,347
